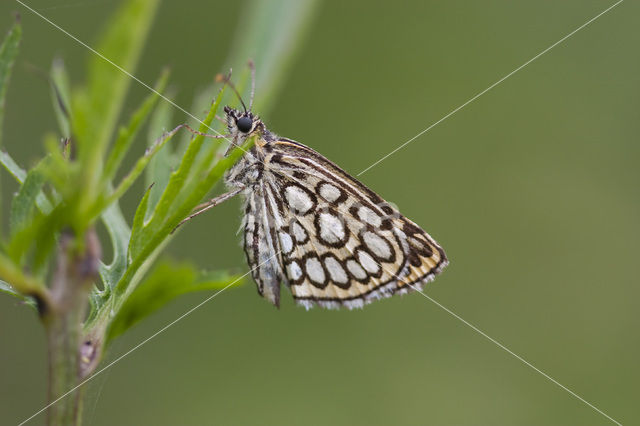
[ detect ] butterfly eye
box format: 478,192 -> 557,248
236,116 -> 253,133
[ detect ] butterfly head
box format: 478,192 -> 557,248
224,106 -> 263,139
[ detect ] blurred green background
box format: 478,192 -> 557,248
1,0 -> 638,424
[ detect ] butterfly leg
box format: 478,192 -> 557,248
174,123 -> 229,140
172,186 -> 244,233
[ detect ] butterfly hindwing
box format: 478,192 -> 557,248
251,138 -> 447,309
241,186 -> 283,306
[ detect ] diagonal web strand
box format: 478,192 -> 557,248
357,0 -> 624,176
405,284 -> 623,425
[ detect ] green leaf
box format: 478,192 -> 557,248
8,155 -> 57,237
6,207 -> 59,273
0,279 -> 36,311
102,69 -> 170,184
71,0 -> 160,217
0,149 -> 26,182
145,88 -> 175,215
9,161 -> 48,234
0,16 -> 22,241
0,15 -> 21,147
50,58 -> 71,139
106,259 -> 242,342
0,150 -> 53,214
128,183 -> 153,260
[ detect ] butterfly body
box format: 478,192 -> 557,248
221,106 -> 448,309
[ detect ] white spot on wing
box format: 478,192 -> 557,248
318,183 -> 342,202
357,250 -> 380,274
346,259 -> 367,280
305,256 -> 325,284
324,256 -> 348,284
357,206 -> 382,227
284,185 -> 313,214
291,221 -> 308,242
317,212 -> 345,244
288,260 -> 302,280
362,231 -> 392,260
279,232 -> 293,254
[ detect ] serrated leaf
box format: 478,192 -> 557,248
106,259 -> 242,342
99,201 -> 131,289
86,201 -> 131,323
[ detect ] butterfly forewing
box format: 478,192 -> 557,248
246,138 -> 448,309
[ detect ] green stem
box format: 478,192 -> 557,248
43,229 -> 101,426
45,305 -> 86,425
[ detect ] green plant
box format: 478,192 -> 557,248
0,1 -> 318,424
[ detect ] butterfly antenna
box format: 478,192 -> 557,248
248,59 -> 256,111
216,70 -> 248,113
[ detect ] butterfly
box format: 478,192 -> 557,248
181,70 -> 448,309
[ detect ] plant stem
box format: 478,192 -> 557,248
45,302 -> 86,425
43,229 -> 100,426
